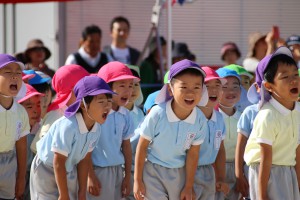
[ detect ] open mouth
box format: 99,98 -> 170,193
226,95 -> 236,100
121,97 -> 128,103
102,112 -> 108,120
10,84 -> 18,91
209,96 -> 217,102
290,88 -> 299,94
184,98 -> 194,105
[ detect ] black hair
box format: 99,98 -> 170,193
264,54 -> 297,83
82,25 -> 102,41
130,69 -> 140,78
31,82 -> 51,94
76,93 -> 113,114
171,68 -> 205,84
110,16 -> 130,31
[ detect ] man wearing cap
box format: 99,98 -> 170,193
287,35 -> 300,67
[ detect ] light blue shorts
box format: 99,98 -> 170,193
194,164 -> 216,200
0,151 -> 17,199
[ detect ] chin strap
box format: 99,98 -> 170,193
219,103 -> 235,109
83,98 -> 94,121
0,93 -> 13,98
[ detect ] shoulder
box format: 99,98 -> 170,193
102,45 -> 112,54
128,46 -> 141,55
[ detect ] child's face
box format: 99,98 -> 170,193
111,79 -> 134,109
219,76 -> 241,107
21,95 -> 41,127
87,94 -> 112,124
0,63 -> 22,97
128,82 -> 141,104
169,73 -> 203,111
205,79 -> 222,108
240,75 -> 251,90
266,63 -> 300,108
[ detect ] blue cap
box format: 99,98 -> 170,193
23,70 -> 51,85
143,90 -> 160,113
216,68 -> 241,82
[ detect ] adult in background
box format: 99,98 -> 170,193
103,16 -> 140,65
286,35 -> 300,67
23,39 -> 55,77
220,42 -> 241,66
65,25 -> 109,73
172,42 -> 195,64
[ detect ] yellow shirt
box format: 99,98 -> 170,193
30,108 -> 65,153
219,108 -> 241,161
244,98 -> 300,166
0,100 -> 30,152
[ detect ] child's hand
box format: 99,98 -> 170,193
15,176 -> 25,200
87,173 -> 101,196
121,175 -> 131,198
236,175 -> 249,197
133,180 -> 146,200
180,186 -> 193,200
216,181 -> 229,195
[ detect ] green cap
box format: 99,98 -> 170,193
164,70 -> 170,84
224,64 -> 253,79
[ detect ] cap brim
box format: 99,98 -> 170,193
1,61 -> 25,70
30,77 -> 51,85
239,72 -> 254,79
18,91 -> 44,103
22,74 -> 35,80
272,46 -> 293,58
89,89 -> 117,96
107,75 -> 140,83
205,77 -> 227,85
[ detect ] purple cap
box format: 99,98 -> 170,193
0,54 -> 25,70
156,59 -> 208,106
250,46 -> 294,107
64,76 -> 116,118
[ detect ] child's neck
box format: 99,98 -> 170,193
125,102 -> 134,111
82,112 -> 95,131
199,106 -> 213,120
171,101 -> 193,120
219,104 -> 235,116
0,96 -> 14,110
112,103 -> 120,111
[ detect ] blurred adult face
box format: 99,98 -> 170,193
111,21 -> 129,45
82,33 -> 101,57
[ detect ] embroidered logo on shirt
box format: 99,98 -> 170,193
16,121 -> 22,140
184,133 -> 196,150
214,130 -> 222,150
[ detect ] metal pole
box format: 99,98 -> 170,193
167,0 -> 172,70
12,3 -> 16,53
3,3 -> 7,53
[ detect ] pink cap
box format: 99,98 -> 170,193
202,66 -> 227,85
22,72 -> 35,81
97,61 -> 140,83
47,64 -> 89,112
18,84 -> 44,103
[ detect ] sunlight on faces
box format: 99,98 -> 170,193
0,63 -> 22,97
205,79 -> 223,108
128,82 -> 141,103
84,94 -> 112,125
265,63 -> 300,109
168,73 -> 203,113
21,95 -> 41,127
219,76 -> 241,107
240,75 -> 251,90
83,33 -> 101,57
111,79 -> 134,109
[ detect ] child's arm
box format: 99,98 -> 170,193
215,141 -> 229,195
180,144 -> 200,200
121,139 -> 132,198
134,137 -> 150,200
53,152 -> 70,200
15,136 -> 27,200
258,143 -> 272,200
235,133 -> 249,197
295,145 -> 300,190
77,152 -> 92,200
87,154 -> 101,196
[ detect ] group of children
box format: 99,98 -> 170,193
0,45 -> 299,200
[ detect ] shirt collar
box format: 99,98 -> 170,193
269,97 -> 300,116
210,110 -> 217,122
78,46 -> 101,60
219,107 -> 240,120
0,99 -> 17,113
75,113 -> 97,134
108,106 -> 127,115
166,100 -> 197,124
132,105 -> 139,114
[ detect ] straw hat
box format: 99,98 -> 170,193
24,39 -> 51,61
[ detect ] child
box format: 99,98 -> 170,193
124,65 -> 145,200
17,84 -> 44,200
30,76 -> 115,199
244,46 -> 300,200
134,59 -> 208,200
87,61 -> 138,200
195,66 -> 229,199
30,64 -> 89,153
235,60 -> 264,199
216,67 -> 242,200
0,54 -> 30,200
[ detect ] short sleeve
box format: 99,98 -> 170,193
17,106 -> 30,140
65,54 -> 77,65
137,105 -> 161,141
237,109 -> 252,138
50,122 -> 75,157
122,111 -> 135,140
253,110 -> 277,145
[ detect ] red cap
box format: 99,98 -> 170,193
202,66 -> 227,85
18,84 -> 44,103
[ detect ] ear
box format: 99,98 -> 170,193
79,102 -> 86,110
263,81 -> 273,93
167,84 -> 173,97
